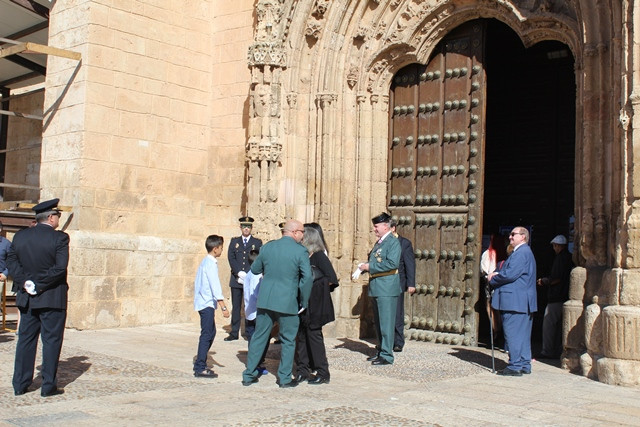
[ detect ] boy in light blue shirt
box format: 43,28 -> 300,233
193,235 -> 229,378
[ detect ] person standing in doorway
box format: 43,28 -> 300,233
226,216 -> 262,341
536,234 -> 573,359
389,218 -> 415,352
9,198 -> 69,397
488,226 -> 537,376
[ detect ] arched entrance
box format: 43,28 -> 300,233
388,19 -> 575,346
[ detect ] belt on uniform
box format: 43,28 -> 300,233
370,269 -> 398,279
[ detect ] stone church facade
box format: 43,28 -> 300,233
4,0 -> 638,386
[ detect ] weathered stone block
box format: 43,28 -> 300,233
600,268 -> 622,306
66,302 -> 96,330
620,269 -> 640,306
597,357 -> 640,386
563,299 -> 584,350
602,305 -> 640,360
584,302 -> 603,353
87,276 -> 116,301
569,266 -> 586,301
95,301 -> 121,328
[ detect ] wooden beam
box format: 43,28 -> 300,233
0,183 -> 40,190
8,0 -> 50,20
0,42 -> 81,61
0,109 -> 43,121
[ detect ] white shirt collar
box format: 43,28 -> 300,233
378,230 -> 392,242
513,242 -> 527,251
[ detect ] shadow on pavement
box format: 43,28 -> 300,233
449,347 -> 508,372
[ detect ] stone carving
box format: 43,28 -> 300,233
305,16 -> 324,39
347,65 -> 359,89
255,0 -> 284,42
312,0 -> 330,18
248,42 -> 287,67
619,108 -> 630,131
375,22 -> 387,39
354,25 -> 369,41
286,93 -> 297,108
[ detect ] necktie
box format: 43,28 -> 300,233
243,238 -> 248,246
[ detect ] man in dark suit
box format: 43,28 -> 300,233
225,216 -> 262,341
9,198 -> 70,396
241,219 -> 313,388
488,226 -> 537,376
390,219 -> 416,352
356,212 -> 402,365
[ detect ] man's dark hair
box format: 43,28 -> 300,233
205,235 -> 224,252
248,249 -> 259,265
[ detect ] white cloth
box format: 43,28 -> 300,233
24,280 -> 36,295
237,270 -> 247,284
243,271 -> 262,321
480,250 -> 496,276
351,263 -> 364,280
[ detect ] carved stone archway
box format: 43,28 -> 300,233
245,0 -> 640,386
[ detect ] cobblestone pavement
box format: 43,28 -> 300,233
1,323 -> 639,426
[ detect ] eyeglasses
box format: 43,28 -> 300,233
510,232 -> 524,236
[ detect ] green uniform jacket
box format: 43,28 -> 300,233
368,234 -> 402,297
251,235 -> 313,314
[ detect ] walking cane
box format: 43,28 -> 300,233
485,283 -> 496,373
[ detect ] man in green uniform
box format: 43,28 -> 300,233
356,212 -> 402,365
241,219 -> 313,388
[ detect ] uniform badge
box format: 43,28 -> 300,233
235,243 -> 240,249
375,248 -> 382,263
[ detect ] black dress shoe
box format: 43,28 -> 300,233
279,379 -> 298,388
41,388 -> 65,397
14,388 -> 28,396
294,373 -> 309,383
308,375 -> 330,385
366,353 -> 380,362
241,377 -> 259,386
194,369 -> 218,378
393,346 -> 403,352
497,368 -> 522,377
224,335 -> 238,341
371,358 -> 392,366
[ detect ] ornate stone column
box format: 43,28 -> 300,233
247,0 -> 287,237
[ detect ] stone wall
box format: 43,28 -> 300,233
38,0 -> 255,328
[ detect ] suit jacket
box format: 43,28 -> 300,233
307,251 -> 338,329
228,235 -> 262,289
368,234 -> 402,297
397,235 -> 416,292
8,223 -> 70,310
250,235 -> 313,315
489,243 -> 537,314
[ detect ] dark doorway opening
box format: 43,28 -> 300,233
478,20 -> 576,346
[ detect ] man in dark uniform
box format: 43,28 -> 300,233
9,198 -> 69,396
225,216 -> 262,341
390,219 -> 416,352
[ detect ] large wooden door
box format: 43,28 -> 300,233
388,21 -> 486,346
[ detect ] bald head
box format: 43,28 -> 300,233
283,219 -> 304,242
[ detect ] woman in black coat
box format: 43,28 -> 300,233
294,225 -> 338,385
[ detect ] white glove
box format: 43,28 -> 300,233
351,264 -> 363,280
237,271 -> 247,285
24,280 -> 36,295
